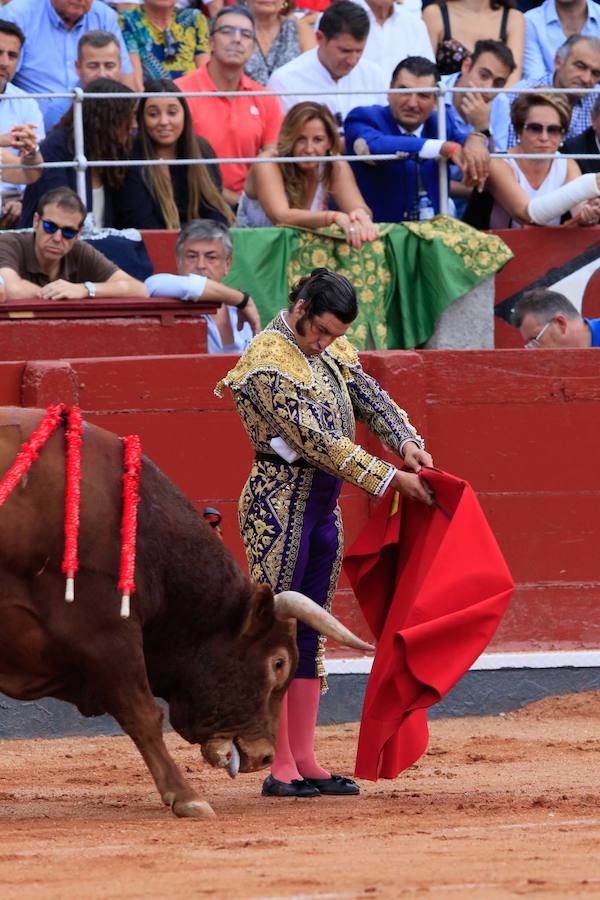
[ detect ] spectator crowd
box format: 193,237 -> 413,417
0,0 -> 599,344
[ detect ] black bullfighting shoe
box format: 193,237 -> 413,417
304,775 -> 360,795
261,774 -> 320,798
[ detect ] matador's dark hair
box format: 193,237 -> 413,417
289,268 -> 358,323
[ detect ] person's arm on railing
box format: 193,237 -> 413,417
39,268 -> 148,300
0,124 -> 43,185
0,267 -> 43,300
145,272 -> 261,334
488,160 -> 600,225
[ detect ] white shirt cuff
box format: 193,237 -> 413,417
420,139 -> 444,159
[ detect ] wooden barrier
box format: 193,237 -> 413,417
1,347 -> 595,654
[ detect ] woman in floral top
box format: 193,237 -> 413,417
244,0 -> 315,85
120,0 -> 209,89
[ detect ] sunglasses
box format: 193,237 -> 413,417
41,218 -> 80,240
163,28 -> 178,62
522,122 -> 565,137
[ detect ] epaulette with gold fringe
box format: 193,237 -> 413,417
214,330 -> 314,397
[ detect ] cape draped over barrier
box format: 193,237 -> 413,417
224,217 -> 513,350
343,468 -> 514,781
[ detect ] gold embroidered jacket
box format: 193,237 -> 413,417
216,314 -> 424,497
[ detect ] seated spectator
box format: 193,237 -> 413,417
267,1 -> 388,125
2,0 -> 134,129
351,0 -> 435,81
511,288 -> 600,347
120,0 -> 209,89
491,34 -> 600,149
523,0 -> 600,79
244,0 -> 308,85
76,29 -> 125,85
0,19 -> 45,229
175,6 -> 283,208
467,92 -> 600,226
344,56 -> 489,222
238,101 -> 377,247
146,219 -> 259,353
423,0 -> 525,80
0,186 -> 147,300
442,39 -> 515,143
114,79 -> 235,229
562,93 -> 600,173
20,78 -> 136,229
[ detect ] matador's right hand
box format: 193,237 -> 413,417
391,469 -> 434,506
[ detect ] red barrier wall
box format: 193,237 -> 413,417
7,347 -> 597,654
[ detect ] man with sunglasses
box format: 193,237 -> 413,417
175,5 -> 282,208
511,288 -> 600,348
0,186 -> 147,300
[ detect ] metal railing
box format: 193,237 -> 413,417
2,83 -> 599,217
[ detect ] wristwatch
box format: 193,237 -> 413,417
84,281 -> 96,298
479,129 -> 492,139
236,291 -> 250,310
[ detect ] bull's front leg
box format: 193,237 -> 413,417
84,645 -> 215,818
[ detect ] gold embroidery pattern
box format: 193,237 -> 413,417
402,215 -> 513,278
286,229 -> 392,349
239,460 -> 315,591
215,329 -> 313,397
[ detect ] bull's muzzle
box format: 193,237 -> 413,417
273,590 -> 375,651
201,737 -> 275,777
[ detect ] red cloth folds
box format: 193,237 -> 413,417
343,468 -> 514,781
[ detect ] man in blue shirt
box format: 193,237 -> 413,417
491,34 -> 600,149
345,56 -> 490,222
2,0 -> 134,129
511,288 -> 600,347
524,0 -> 600,80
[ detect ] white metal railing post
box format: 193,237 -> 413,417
72,87 -> 87,206
436,80 -> 449,215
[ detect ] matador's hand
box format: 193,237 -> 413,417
402,443 -> 433,472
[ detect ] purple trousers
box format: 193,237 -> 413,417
283,467 -> 343,678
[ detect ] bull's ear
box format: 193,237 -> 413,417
238,583 -> 277,640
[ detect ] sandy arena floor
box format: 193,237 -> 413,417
0,691 -> 598,900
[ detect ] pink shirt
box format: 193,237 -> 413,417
176,61 -> 283,193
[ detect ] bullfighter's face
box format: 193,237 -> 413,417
288,301 -> 350,357
167,586 -> 298,775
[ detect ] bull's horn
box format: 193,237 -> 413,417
274,590 -> 375,652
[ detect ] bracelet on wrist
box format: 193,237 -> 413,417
470,131 -> 489,142
236,291 -> 250,310
447,143 -> 461,157
327,211 -> 339,225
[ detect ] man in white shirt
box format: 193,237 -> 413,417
0,19 -> 45,228
267,0 -> 388,127
145,220 -> 259,354
351,0 -> 434,82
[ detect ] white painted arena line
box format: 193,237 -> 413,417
325,649 -> 600,675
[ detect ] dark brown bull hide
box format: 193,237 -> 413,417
0,408 -> 298,818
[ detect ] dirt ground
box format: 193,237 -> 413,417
0,692 -> 598,900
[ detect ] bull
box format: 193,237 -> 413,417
0,408 -> 372,818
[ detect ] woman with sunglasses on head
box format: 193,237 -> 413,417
237,101 -> 376,248
119,0 -> 209,91
113,79 -> 235,230
466,93 -> 600,228
19,79 -> 136,229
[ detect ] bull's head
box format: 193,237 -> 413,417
167,584 -> 373,777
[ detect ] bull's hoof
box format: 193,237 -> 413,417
172,799 -> 216,819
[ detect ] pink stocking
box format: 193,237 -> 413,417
270,692 -> 302,783
287,678 -> 330,779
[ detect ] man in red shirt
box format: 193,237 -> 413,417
176,6 -> 283,208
